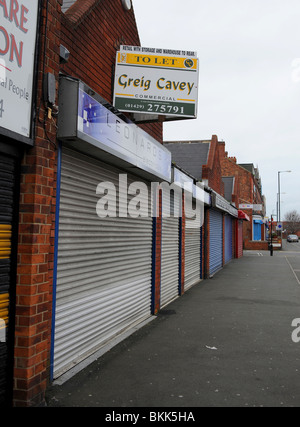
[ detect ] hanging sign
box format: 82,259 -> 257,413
113,46 -> 199,119
0,0 -> 39,141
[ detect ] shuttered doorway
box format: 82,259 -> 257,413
53,148 -> 153,378
0,153 -> 17,406
184,200 -> 201,291
209,209 -> 223,276
160,192 -> 180,307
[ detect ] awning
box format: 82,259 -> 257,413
238,210 -> 250,221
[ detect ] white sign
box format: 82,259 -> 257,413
0,0 -> 39,139
239,203 -> 253,209
113,46 -> 199,119
173,167 -> 193,192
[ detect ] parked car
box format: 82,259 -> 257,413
287,234 -> 299,242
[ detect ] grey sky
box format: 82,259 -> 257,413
132,0 -> 300,219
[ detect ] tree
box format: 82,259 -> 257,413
284,210 -> 300,234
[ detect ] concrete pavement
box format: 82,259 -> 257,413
46,243 -> 300,407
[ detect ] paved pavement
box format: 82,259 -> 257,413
46,241 -> 300,408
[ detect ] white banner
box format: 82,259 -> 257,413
0,0 -> 39,139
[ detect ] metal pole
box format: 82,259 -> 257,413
278,172 -> 281,223
270,215 -> 273,256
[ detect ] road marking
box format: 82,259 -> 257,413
285,257 -> 300,285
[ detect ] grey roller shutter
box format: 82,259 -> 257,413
53,148 -> 153,378
184,200 -> 201,290
209,209 -> 223,276
160,193 -> 180,307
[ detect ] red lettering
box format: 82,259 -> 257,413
9,0 -> 19,27
9,33 -> 23,67
0,26 -> 9,55
20,4 -> 28,33
0,0 -> 8,18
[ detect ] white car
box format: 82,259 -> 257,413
287,234 -> 299,243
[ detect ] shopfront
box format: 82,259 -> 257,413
0,0 -> 40,405
52,77 -> 171,379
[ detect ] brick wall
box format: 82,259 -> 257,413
13,0 -> 62,407
202,136 -> 224,196
60,0 -> 163,143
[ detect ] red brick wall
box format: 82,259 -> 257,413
202,136 -> 224,196
60,0 -> 163,143
14,0 -> 62,407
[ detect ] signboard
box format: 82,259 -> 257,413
239,204 -> 253,209
77,87 -> 172,182
113,46 -> 199,120
213,192 -> 238,217
173,167 -> 193,192
0,0 -> 39,141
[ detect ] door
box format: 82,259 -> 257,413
253,221 -> 262,241
53,147 -> 153,378
184,200 -> 201,290
209,209 -> 223,276
160,192 -> 180,307
0,153 -> 18,406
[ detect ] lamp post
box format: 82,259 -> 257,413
278,171 -> 291,223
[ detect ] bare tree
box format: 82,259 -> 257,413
284,210 -> 300,234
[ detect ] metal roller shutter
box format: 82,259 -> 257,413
209,209 -> 223,276
224,215 -> 233,264
160,193 -> 180,307
0,153 -> 16,406
184,200 -> 201,290
53,148 -> 153,378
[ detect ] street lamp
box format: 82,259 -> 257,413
278,170 -> 291,223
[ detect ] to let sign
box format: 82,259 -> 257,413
113,46 -> 199,119
0,0 -> 39,140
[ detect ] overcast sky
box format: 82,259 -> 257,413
132,0 -> 300,219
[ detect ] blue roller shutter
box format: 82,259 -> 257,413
253,220 -> 262,241
209,210 -> 223,276
224,215 -> 233,264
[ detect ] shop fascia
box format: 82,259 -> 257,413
211,191 -> 238,218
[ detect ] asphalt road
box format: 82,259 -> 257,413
46,241 -> 300,408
